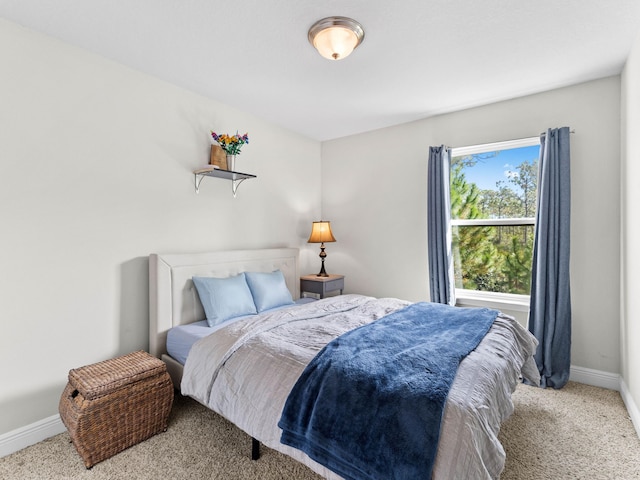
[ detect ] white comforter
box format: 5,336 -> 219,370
181,294 -> 539,479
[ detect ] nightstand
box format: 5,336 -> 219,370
300,274 -> 345,299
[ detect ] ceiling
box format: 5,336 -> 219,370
2,1 -> 640,141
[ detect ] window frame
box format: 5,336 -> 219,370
450,136 -> 540,307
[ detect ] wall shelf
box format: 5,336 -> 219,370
193,168 -> 256,197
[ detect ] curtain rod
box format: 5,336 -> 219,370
540,129 -> 575,136
447,129 -> 575,152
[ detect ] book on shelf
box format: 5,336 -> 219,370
193,165 -> 220,174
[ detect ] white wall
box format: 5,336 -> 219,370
621,30 -> 640,429
322,76 -> 621,376
0,19 -> 322,435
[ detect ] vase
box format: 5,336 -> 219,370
226,154 -> 236,172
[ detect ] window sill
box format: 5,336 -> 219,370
455,289 -> 530,312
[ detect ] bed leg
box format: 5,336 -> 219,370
251,437 -> 260,460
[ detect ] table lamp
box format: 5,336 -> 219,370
307,221 -> 336,277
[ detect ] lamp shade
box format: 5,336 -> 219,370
307,221 -> 336,243
308,17 -> 364,61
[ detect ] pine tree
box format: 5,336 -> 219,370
450,154 -> 538,294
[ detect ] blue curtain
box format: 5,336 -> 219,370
427,146 -> 455,305
528,127 -> 572,388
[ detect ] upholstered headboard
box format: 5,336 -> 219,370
149,248 -> 300,359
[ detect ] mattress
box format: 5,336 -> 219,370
167,298 -> 316,365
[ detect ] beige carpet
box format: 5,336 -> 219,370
1,381 -> 639,479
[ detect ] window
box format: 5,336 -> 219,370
450,138 -> 540,300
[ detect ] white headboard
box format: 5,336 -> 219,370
149,248 -> 300,358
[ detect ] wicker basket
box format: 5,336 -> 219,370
59,350 -> 173,468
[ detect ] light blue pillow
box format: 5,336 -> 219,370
192,273 -> 257,327
245,270 -> 294,312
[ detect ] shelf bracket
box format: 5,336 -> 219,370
194,173 -> 206,194
231,178 -> 247,198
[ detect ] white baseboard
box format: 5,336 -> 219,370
570,365 -> 621,391
620,378 -> 640,439
569,365 -> 640,439
0,414 -> 65,458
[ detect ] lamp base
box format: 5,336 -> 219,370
317,243 -> 329,276
316,261 -> 329,277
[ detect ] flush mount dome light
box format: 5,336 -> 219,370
308,16 -> 365,60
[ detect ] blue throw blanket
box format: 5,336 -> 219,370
278,302 -> 498,480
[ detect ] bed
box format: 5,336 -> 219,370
149,248 -> 539,479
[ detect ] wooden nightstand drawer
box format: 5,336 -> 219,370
300,274 -> 345,299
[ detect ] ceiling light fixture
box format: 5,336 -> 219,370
308,16 -> 365,61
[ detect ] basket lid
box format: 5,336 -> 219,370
68,351 -> 167,400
